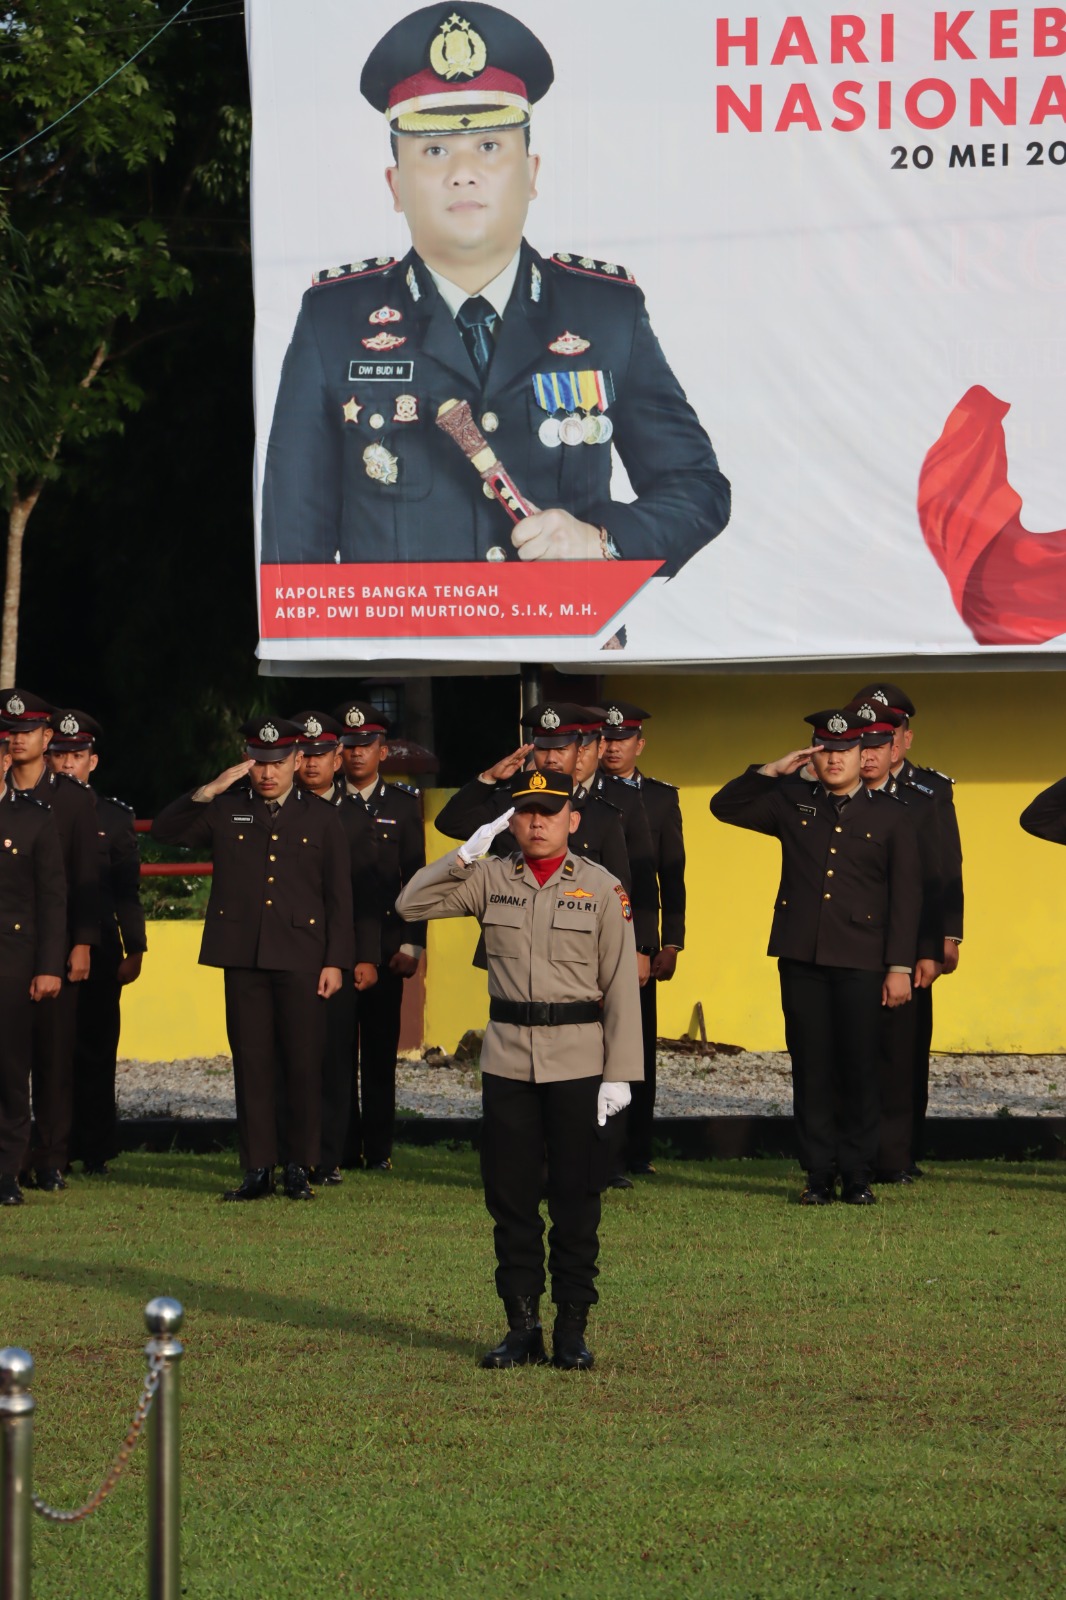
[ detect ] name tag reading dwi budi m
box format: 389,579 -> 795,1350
349,359 -> 415,382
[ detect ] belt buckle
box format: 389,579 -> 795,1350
528,1001 -> 550,1026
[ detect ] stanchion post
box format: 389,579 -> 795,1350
143,1299 -> 184,1600
0,1348 -> 34,1600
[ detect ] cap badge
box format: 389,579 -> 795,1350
871,690 -> 889,705
363,443 -> 399,485
305,716 -> 323,738
548,331 -> 591,356
529,772 -> 548,791
393,394 -> 418,424
345,708 -> 366,729
429,14 -> 488,80
368,306 -> 402,325
605,706 -> 624,727
856,704 -> 876,722
6,694 -> 24,716
259,722 -> 279,744
362,331 -> 406,352
59,714 -> 80,736
540,709 -> 561,730
827,714 -> 849,735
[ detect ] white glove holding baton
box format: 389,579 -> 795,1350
458,807 -> 516,864
596,1081 -> 631,1127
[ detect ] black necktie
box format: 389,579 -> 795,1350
832,793 -> 852,816
267,800 -> 279,817
455,295 -> 498,384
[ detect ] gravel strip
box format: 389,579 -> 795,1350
116,1050 -> 1066,1121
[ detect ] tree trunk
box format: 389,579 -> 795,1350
2,481 -> 42,685
0,341 -> 108,685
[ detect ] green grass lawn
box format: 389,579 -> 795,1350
2,1151 -> 1064,1599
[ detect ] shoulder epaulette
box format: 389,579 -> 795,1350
101,794 -> 135,813
920,765 -> 955,784
10,788 -> 46,808
551,252 -> 636,285
641,774 -> 677,790
904,778 -> 936,797
312,256 -> 395,288
391,781 -> 421,797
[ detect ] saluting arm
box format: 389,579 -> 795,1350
434,776 -> 513,842
396,851 -> 488,923
151,791 -> 218,849
709,765 -> 796,834
597,888 -> 644,1084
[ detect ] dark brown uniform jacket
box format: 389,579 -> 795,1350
13,770 -> 99,950
898,760 -> 963,940
152,783 -> 354,972
350,778 -> 426,963
0,789 -> 68,982
710,769 -> 922,971
603,770 -> 685,951
316,778 -> 383,967
92,793 -> 148,968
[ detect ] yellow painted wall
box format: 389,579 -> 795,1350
121,671 -> 1066,1060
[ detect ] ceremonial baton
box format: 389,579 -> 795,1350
435,399 -> 537,523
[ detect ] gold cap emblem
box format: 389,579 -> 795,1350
529,771 -> 547,790
429,14 -> 488,80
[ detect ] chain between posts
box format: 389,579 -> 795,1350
30,1352 -> 165,1525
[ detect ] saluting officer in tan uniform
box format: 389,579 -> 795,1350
397,770 -> 642,1371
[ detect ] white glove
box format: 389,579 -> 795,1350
457,807 -> 515,864
596,1081 -> 632,1127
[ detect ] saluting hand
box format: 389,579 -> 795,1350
195,759 -> 255,802
480,746 -> 534,783
511,508 -> 603,561
759,746 -> 824,778
881,971 -> 912,1008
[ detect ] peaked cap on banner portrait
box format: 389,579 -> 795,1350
361,3 -> 554,135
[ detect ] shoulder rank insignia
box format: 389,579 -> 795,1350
393,781 -> 420,796
642,774 -> 676,790
562,859 -> 575,877
551,252 -> 636,285
104,795 -> 135,813
313,257 -> 395,288
513,857 -> 525,876
906,779 -> 935,796
924,766 -> 955,784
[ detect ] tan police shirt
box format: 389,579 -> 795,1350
396,848 -> 644,1085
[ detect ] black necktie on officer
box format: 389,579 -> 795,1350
456,296 -> 498,384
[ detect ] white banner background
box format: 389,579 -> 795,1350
249,0 -> 1066,664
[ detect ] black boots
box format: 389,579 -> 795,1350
551,1303 -> 594,1370
479,1297 -> 548,1369
221,1167 -> 275,1202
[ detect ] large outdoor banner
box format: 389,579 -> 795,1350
249,2 -> 1066,665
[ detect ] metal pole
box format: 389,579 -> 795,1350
0,1348 -> 34,1600
144,1299 -> 184,1600
519,663 -> 543,737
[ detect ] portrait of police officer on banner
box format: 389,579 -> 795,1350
261,2 -> 730,573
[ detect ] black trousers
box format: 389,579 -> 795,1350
0,977 -> 35,1173
318,976 -> 356,1169
621,977 -> 658,1169
28,979 -> 79,1169
876,995 -> 918,1174
343,967 -> 403,1167
480,1072 -> 606,1306
778,959 -> 883,1186
71,968 -> 123,1165
224,968 -> 325,1170
911,984 -> 934,1162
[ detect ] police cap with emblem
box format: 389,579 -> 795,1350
574,706 -> 608,746
600,700 -> 650,741
290,710 -> 343,754
845,697 -> 903,747
0,688 -> 55,728
361,3 -> 554,136
521,701 -> 588,750
852,682 -> 916,720
48,708 -> 103,751
238,717 -> 304,763
510,769 -> 573,814
804,708 -> 865,749
332,700 -> 393,747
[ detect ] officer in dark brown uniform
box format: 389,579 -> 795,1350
47,709 -> 147,1175
290,709 -> 381,1183
152,717 -> 354,1200
0,688 -> 99,1191
0,726 -> 67,1206
600,701 -> 686,1177
852,682 -> 964,1174
332,700 -> 426,1171
710,709 -> 922,1206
